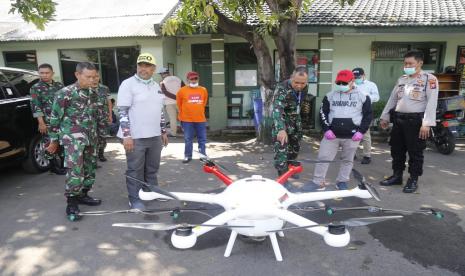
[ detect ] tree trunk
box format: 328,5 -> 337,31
273,19 -> 298,81
249,33 -> 275,144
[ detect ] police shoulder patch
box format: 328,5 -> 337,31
428,79 -> 437,89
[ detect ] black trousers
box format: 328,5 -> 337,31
389,113 -> 426,178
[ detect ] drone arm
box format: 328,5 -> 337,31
191,209 -> 241,237
139,190 -> 223,205
273,209 -> 326,236
276,164 -> 303,184
283,187 -> 372,208
203,164 -> 233,185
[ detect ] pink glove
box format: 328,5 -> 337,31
352,131 -> 363,141
324,130 -> 336,140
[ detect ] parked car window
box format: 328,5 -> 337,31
2,71 -> 39,97
0,73 -> 17,99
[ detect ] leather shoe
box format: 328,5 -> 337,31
77,189 -> 102,206
380,173 -> 403,186
403,178 -> 418,193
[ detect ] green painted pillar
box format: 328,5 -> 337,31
315,33 -> 334,130
209,34 -> 227,131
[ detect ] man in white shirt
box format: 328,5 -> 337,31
352,68 -> 379,164
158,67 -> 183,137
117,53 -> 169,210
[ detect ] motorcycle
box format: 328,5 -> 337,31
429,95 -> 465,155
429,111 -> 460,154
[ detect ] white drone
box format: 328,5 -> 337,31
86,155 -> 442,261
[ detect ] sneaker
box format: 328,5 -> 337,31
361,156 -> 371,164
336,182 -> 348,190
182,157 -> 192,164
299,181 -> 326,192
129,200 -> 146,211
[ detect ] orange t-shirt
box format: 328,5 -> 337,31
177,86 -> 208,122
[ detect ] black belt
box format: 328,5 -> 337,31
394,112 -> 424,119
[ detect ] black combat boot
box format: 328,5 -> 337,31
77,188 -> 102,206
380,171 -> 403,186
50,158 -> 67,175
98,149 -> 107,162
66,197 -> 82,221
403,177 -> 418,193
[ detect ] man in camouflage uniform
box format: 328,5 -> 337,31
30,63 -> 66,175
92,73 -> 112,162
47,62 -> 107,221
272,66 -> 313,187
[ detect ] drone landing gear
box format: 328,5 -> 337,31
224,231 -> 284,261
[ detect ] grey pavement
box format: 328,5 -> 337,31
0,135 -> 464,276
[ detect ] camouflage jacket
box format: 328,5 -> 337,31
272,80 -> 314,137
30,80 -> 64,122
96,84 -> 110,122
48,82 -> 106,145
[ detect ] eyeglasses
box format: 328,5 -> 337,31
189,77 -> 198,81
335,81 -> 349,85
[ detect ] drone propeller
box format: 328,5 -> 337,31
196,151 -> 232,173
112,222 -> 253,231
125,175 -> 179,200
291,205 -> 445,219
267,215 -> 403,233
352,169 -> 381,201
79,206 -> 219,218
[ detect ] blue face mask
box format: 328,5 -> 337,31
355,78 -> 363,85
403,67 -> 416,75
336,84 -> 350,92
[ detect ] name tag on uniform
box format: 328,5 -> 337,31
410,88 -> 422,101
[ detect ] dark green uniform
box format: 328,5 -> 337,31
49,83 -> 107,197
30,80 -> 64,161
96,84 -> 110,155
272,80 -> 313,174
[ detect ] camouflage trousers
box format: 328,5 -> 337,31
63,143 -> 97,197
273,133 -> 301,174
97,134 -> 107,154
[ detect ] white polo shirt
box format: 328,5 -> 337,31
356,80 -> 379,103
117,75 -> 165,139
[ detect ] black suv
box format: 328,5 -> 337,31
0,67 -> 50,173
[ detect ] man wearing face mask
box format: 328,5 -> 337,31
352,67 -> 379,165
379,50 -> 438,193
303,70 -> 372,191
177,71 -> 208,163
117,53 -> 169,210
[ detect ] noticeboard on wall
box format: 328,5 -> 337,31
274,49 -> 319,83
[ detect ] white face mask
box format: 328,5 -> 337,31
336,84 -> 350,92
403,67 -> 416,75
189,82 -> 199,88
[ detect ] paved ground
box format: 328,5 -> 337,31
0,135 -> 464,276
